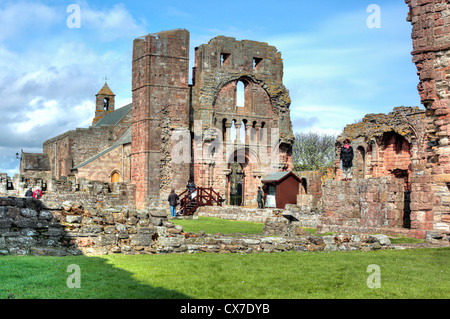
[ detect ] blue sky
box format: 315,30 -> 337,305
0,0 -> 421,176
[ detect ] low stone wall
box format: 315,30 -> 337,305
158,232 -> 392,253
196,205 -> 322,228
196,206 -> 284,223
0,197 -> 392,256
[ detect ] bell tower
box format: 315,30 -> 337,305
93,82 -> 115,125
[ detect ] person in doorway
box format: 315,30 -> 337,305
257,186 -> 264,209
340,138 -> 354,181
186,180 -> 196,199
25,187 -> 33,198
33,187 -> 43,199
168,189 -> 179,218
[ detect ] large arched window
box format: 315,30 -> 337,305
236,81 -> 245,107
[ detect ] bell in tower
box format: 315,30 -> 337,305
93,81 -> 115,125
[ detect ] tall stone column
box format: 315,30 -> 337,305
131,29 -> 190,209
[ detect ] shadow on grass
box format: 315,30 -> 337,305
0,254 -> 191,299
0,197 -> 191,299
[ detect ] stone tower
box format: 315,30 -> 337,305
131,29 -> 191,209
93,82 -> 115,125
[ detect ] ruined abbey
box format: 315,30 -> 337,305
2,0 -> 449,249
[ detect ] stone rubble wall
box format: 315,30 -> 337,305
0,197 -> 391,256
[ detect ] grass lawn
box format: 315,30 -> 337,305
0,248 -> 448,299
172,216 -> 265,235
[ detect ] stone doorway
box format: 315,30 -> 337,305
392,168 -> 411,229
229,163 -> 244,206
111,172 -> 120,183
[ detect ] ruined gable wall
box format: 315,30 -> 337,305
406,0 -> 450,234
191,36 -> 294,206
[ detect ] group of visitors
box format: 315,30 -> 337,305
167,179 -> 268,218
167,180 -> 197,218
25,187 -> 43,199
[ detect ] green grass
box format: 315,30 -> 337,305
172,216 -> 264,235
389,236 -> 427,244
0,248 -> 449,299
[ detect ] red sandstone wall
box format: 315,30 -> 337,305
406,0 -> 450,234
131,29 -> 190,209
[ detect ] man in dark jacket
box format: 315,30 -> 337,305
257,187 -> 264,208
340,139 -> 354,181
168,189 -> 179,217
25,187 -> 33,198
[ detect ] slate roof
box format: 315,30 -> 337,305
94,103 -> 132,128
261,171 -> 300,183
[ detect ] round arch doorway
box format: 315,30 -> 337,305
228,163 -> 245,206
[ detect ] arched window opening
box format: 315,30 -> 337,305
240,120 -> 247,144
236,81 -> 245,107
355,146 -> 366,179
104,97 -> 110,111
230,120 -> 237,143
301,178 -> 308,195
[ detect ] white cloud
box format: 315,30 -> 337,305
80,3 -> 147,41
0,2 -> 61,41
0,1 -> 145,176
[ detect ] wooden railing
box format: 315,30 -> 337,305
178,187 -> 224,216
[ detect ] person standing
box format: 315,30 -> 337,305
186,180 -> 196,199
33,187 -> 43,199
340,139 -> 354,181
257,186 -> 264,209
168,189 -> 179,218
25,187 -> 33,198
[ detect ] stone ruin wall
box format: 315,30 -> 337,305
0,197 -> 392,256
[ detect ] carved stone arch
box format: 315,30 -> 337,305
226,146 -> 260,166
202,71 -> 290,112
